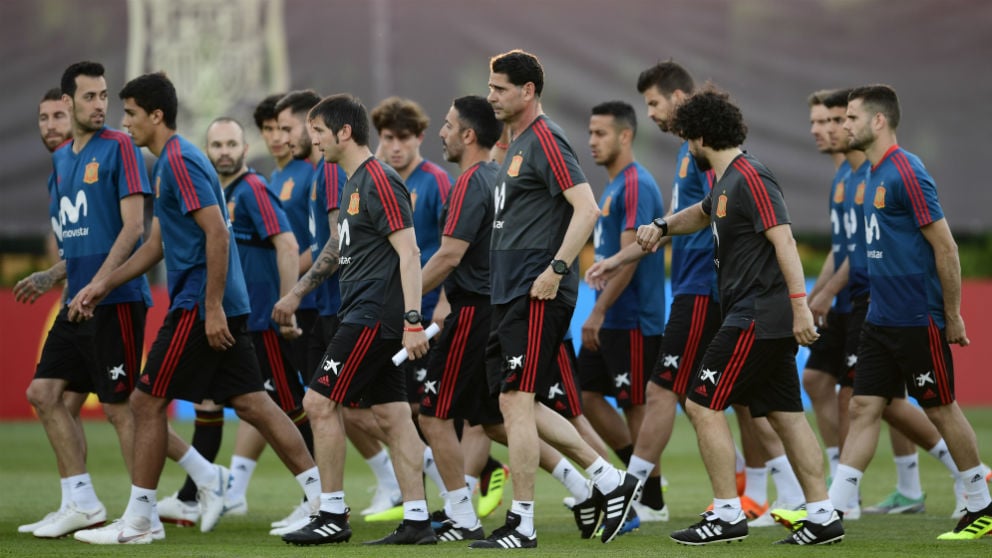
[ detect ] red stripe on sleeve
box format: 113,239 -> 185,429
166,140 -> 202,212
325,162 -> 341,210
533,120 -> 574,192
102,130 -> 144,195
423,161 -> 452,202
443,166 -> 476,236
367,161 -> 405,231
733,159 -> 777,229
623,166 -> 639,230
892,152 -> 933,227
246,174 -> 281,237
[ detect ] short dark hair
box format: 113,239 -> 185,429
452,95 -> 503,149
253,93 -> 285,130
118,72 -> 178,130
490,49 -> 544,97
370,96 -> 430,136
671,88 -> 747,150
61,61 -> 105,98
848,84 -> 901,129
591,100 -> 638,139
636,60 -> 694,96
309,94 -> 371,147
41,87 -> 63,104
822,88 -> 853,109
275,89 -> 321,118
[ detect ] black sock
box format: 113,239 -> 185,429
614,444 -> 634,467
289,407 -> 315,457
177,409 -> 224,502
640,475 -> 664,509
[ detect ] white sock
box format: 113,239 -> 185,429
586,457 -> 621,494
805,499 -> 835,525
893,453 -> 923,499
320,491 -> 346,514
66,473 -> 101,510
960,464 -> 992,511
423,447 -> 447,494
627,455 -> 655,482
552,458 -> 590,501
446,487 -> 478,527
743,467 -> 768,504
226,455 -> 257,502
767,455 -> 804,507
465,474 -> 479,494
510,500 -> 535,536
177,447 -> 217,488
403,499 -> 429,522
59,478 -> 71,511
828,464 -> 863,513
366,448 -> 400,489
122,485 -> 156,525
825,447 -> 840,479
295,466 -> 321,505
712,497 -> 742,522
928,439 -> 959,475
734,445 -> 746,473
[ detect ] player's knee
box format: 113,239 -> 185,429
25,380 -> 61,410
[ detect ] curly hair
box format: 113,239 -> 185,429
670,87 -> 747,150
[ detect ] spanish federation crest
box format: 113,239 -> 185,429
679,155 -> 690,178
83,161 -> 100,184
873,184 -> 886,209
716,193 -> 728,218
347,192 -> 360,215
833,181 -> 845,204
601,195 -> 612,217
855,182 -> 865,205
279,177 -> 294,201
508,154 -> 523,177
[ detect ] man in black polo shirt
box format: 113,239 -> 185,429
638,89 -> 843,546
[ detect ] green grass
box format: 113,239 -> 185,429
2,410 -> 991,556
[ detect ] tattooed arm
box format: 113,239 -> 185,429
272,208 -> 340,327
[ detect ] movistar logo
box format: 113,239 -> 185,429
54,190 -> 90,240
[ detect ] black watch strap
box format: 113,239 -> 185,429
652,217 -> 669,237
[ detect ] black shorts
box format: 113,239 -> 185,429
140,309 -> 263,404
252,329 -> 305,412
305,314 -> 339,384
402,348 -> 432,405
542,339 -> 583,418
651,294 -> 720,396
840,296 -> 869,388
420,296 -> 494,422
577,329 -> 660,408
289,308 -> 318,383
854,321 -> 955,408
35,303 -> 146,403
804,308 -> 848,379
308,322 -> 407,407
687,323 -> 803,418
486,296 -> 572,397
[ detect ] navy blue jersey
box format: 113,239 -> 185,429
864,146 -> 945,327
269,159 -> 317,311
701,153 -> 793,339
337,157 -> 415,338
440,161 -> 498,299
845,160 -> 871,299
50,127 -> 152,307
225,170 -> 292,331
593,162 -> 667,335
406,159 -> 452,321
152,135 -> 250,317
309,158 -> 347,317
670,142 -> 718,298
491,116 -> 587,306
828,161 -> 853,312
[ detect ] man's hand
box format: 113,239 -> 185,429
67,280 -> 110,322
279,312 -> 303,340
530,268 -> 562,300
945,313 -> 970,346
272,292 -> 302,329
808,291 -> 831,328
581,308 -> 604,351
205,307 -> 236,351
402,328 -> 429,361
13,270 -> 59,304
636,223 -> 666,253
585,258 -> 623,291
792,299 -> 820,346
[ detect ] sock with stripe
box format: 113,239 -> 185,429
226,455 -> 257,503
510,501 -> 535,537
552,458 -> 590,501
893,453 -> 923,499
960,464 -> 992,511
586,457 -> 621,494
320,491 -> 346,514
66,473 -> 101,510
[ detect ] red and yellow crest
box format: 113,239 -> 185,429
679,156 -> 690,178
410,191 -> 418,212
279,177 -> 295,201
873,184 -> 886,209
507,155 -> 523,177
854,182 -> 865,205
83,161 -> 99,184
227,201 -> 236,222
347,192 -> 360,215
601,195 -> 612,217
716,193 -> 728,218
833,181 -> 845,204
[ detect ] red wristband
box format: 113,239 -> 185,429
789,292 -> 807,299
404,325 -> 424,332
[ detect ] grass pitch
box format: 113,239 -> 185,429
2,409 -> 991,557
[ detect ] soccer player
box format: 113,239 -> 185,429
416,94 -> 502,542
15,65 -> 150,538
576,100 -> 665,487
828,84 -> 991,540
68,72 -> 319,545
472,49 -> 639,549
639,88 -> 843,546
279,93 -> 435,546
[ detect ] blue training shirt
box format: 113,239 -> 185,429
828,161 -> 853,313
50,127 -> 152,307
153,134 -> 250,317
309,157 -> 347,317
593,162 -> 667,335
844,159 -> 871,300
405,159 -> 452,321
269,158 -> 317,311
864,145 -> 945,328
670,141 -> 718,298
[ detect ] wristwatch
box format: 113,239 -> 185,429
550,259 -> 570,276
652,217 -> 669,237
403,310 -> 423,325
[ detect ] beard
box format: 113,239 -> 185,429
294,136 -> 313,160
212,152 -> 246,178
847,129 -> 874,152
